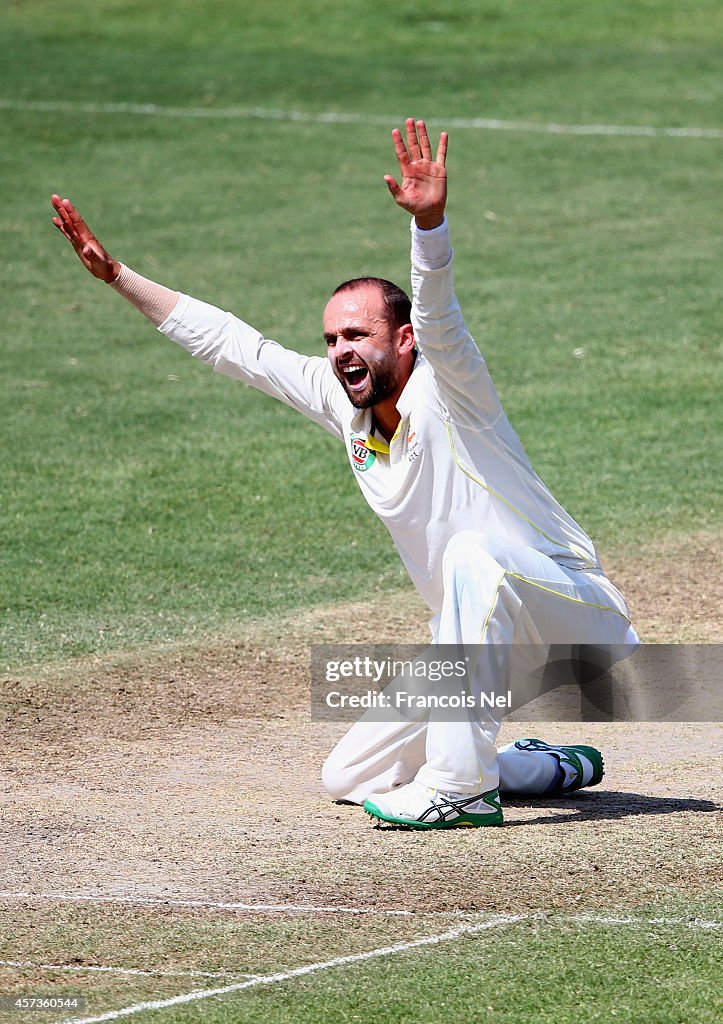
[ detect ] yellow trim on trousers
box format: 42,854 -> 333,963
444,419 -> 596,569
479,570 -> 631,644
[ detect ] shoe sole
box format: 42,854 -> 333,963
363,799 -> 504,830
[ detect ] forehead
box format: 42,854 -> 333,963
323,285 -> 388,331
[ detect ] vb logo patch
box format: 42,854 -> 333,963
350,434 -> 376,472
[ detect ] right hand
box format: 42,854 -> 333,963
384,118 -> 448,230
51,195 -> 121,283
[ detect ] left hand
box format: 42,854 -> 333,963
51,194 -> 121,282
384,118 -> 448,230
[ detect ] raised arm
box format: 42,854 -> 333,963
384,119 -> 448,230
385,122 -> 502,425
51,194 -> 178,326
50,195 -> 345,438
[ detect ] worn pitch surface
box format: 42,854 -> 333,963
2,536 -> 721,916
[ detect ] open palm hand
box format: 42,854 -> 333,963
384,118 -> 448,230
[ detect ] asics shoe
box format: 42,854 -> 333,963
513,737 -> 604,793
363,780 -> 503,830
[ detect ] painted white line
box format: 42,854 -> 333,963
3,892 -> 721,930
565,913 -> 723,930
55,914 -> 535,1024
0,909 -> 715,1023
0,890 -> 411,917
0,960 -> 258,980
1,97 -> 721,139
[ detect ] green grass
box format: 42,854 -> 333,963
181,919 -> 723,1024
1,0 -> 722,669
2,904 -> 720,1024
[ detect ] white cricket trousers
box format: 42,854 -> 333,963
321,530 -> 637,802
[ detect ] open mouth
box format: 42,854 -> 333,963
341,365 -> 369,391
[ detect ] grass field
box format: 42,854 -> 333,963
2,0 -> 721,668
1,2 -> 721,1022
1,897 -> 721,1023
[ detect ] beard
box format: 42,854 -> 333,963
337,354 -> 399,409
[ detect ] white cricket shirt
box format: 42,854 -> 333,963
158,220 -> 600,614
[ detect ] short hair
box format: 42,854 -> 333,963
331,277 -> 411,330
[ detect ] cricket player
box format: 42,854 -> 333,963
51,118 -> 638,830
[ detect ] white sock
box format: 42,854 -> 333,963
497,741 -> 559,794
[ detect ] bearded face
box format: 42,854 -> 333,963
323,285 -> 404,409
332,343 -> 402,408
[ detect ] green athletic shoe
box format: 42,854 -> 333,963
513,737 -> 605,793
363,780 -> 504,829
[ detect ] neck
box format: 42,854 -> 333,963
372,401 -> 401,443
372,349 -> 416,441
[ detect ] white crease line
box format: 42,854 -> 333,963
565,913 -> 723,930
1,98 -> 721,139
55,914 -> 536,1024
3,893 -> 721,930
0,890 -> 411,916
651,916 -> 723,930
0,959 -> 257,980
2,909 -> 717,1023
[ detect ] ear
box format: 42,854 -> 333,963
397,323 -> 416,356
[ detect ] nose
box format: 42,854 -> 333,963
334,336 -> 355,362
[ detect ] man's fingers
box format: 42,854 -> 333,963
417,120 -> 432,161
51,194 -> 74,220
52,196 -> 74,219
52,215 -> 75,245
65,204 -> 92,242
384,174 -> 402,199
52,207 -> 90,259
66,203 -> 85,227
405,117 -> 421,161
391,127 -> 410,168
394,121 -> 448,168
52,195 -> 89,238
55,203 -> 76,236
51,194 -> 115,279
52,218 -> 71,245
